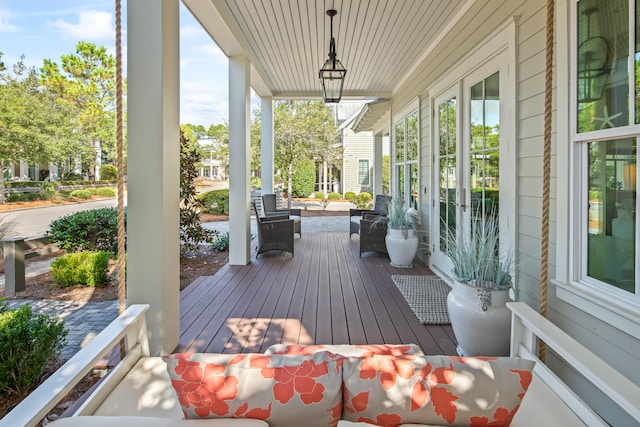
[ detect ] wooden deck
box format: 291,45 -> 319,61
177,232 -> 458,355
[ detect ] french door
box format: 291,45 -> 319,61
431,56 -> 512,277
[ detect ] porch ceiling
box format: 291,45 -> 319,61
182,0 -> 470,99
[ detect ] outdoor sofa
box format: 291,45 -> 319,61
3,303 -> 640,427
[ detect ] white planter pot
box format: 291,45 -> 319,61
447,278 -> 512,356
385,227 -> 418,268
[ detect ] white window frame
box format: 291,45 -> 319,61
357,158 -> 371,188
392,98 -> 420,207
555,0 -> 640,339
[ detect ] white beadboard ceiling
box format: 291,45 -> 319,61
183,0 -> 470,100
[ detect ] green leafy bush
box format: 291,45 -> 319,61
51,251 -> 111,287
0,300 -> 67,395
351,192 -> 373,209
328,192 -> 341,200
47,207 -> 122,253
5,181 -> 40,188
86,187 -> 99,195
199,189 -> 230,215
100,164 -> 118,181
62,172 -> 84,181
70,189 -> 91,199
212,232 -> 230,252
314,191 -> 325,199
40,182 -> 58,200
250,177 -> 261,188
344,191 -> 356,201
289,159 -> 316,197
96,187 -> 116,197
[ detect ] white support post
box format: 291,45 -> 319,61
261,97 -> 274,194
229,56 -> 251,265
126,0 -> 180,355
373,133 -> 383,195
323,161 -> 328,197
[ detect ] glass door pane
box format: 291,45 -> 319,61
438,98 -> 457,253
469,72 -> 500,230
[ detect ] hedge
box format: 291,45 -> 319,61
51,251 -> 111,287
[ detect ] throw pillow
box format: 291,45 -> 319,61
342,354 -> 535,427
264,344 -> 424,357
164,352 -> 342,427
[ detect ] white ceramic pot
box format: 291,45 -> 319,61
385,227 -> 419,268
447,278 -> 512,356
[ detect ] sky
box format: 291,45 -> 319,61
0,0 -> 253,127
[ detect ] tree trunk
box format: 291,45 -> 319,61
287,162 -> 293,208
0,174 -> 4,204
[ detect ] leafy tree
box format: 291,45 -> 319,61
179,129 -> 217,255
274,100 -> 337,207
40,42 -> 119,180
0,54 -> 69,203
288,158 -> 316,197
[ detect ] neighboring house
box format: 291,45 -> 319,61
3,158 -> 79,182
197,138 -> 226,180
339,105 -> 389,196
125,2 -> 639,424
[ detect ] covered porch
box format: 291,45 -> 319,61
177,232 -> 456,355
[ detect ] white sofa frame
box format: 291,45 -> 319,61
2,303 -> 640,427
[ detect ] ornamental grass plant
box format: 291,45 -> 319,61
446,213 -> 513,289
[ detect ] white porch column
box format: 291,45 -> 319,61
229,56 -> 251,265
373,133 -> 383,195
260,97 -> 274,194
323,162 -> 328,196
127,0 -> 180,355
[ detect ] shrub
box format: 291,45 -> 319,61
86,187 -> 99,195
70,189 -> 91,199
212,232 -> 230,252
51,251 -> 111,287
250,176 -> 261,188
344,191 -> 356,201
96,187 -> 116,197
328,192 -> 341,200
0,300 -> 67,395
62,172 -> 83,181
100,164 -> 118,181
199,189 -> 230,215
314,191 -> 325,199
351,192 -> 373,209
47,207 -> 122,253
40,182 -> 57,200
6,193 -> 25,202
289,159 -> 316,197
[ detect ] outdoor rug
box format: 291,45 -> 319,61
391,275 -> 451,325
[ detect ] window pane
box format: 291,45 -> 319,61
396,122 -> 405,163
439,158 -> 456,252
410,163 -> 419,209
407,112 -> 419,161
358,159 -> 370,186
587,138 -> 636,292
636,0 -> 640,123
578,0 -> 629,132
397,165 -> 405,201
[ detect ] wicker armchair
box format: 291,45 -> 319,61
252,202 -> 294,257
359,214 -> 388,256
349,195 -> 391,235
262,193 -> 302,236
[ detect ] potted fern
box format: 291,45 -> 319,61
383,196 -> 418,268
445,213 -> 514,356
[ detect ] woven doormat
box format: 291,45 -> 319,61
391,275 -> 451,325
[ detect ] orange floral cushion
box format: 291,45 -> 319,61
164,352 -> 343,427
342,355 -> 535,427
264,344 -> 424,357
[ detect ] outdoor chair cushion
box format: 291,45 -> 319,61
164,352 -> 343,427
341,354 -> 535,427
264,343 -> 424,357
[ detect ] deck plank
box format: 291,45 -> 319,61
178,232 -> 457,355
